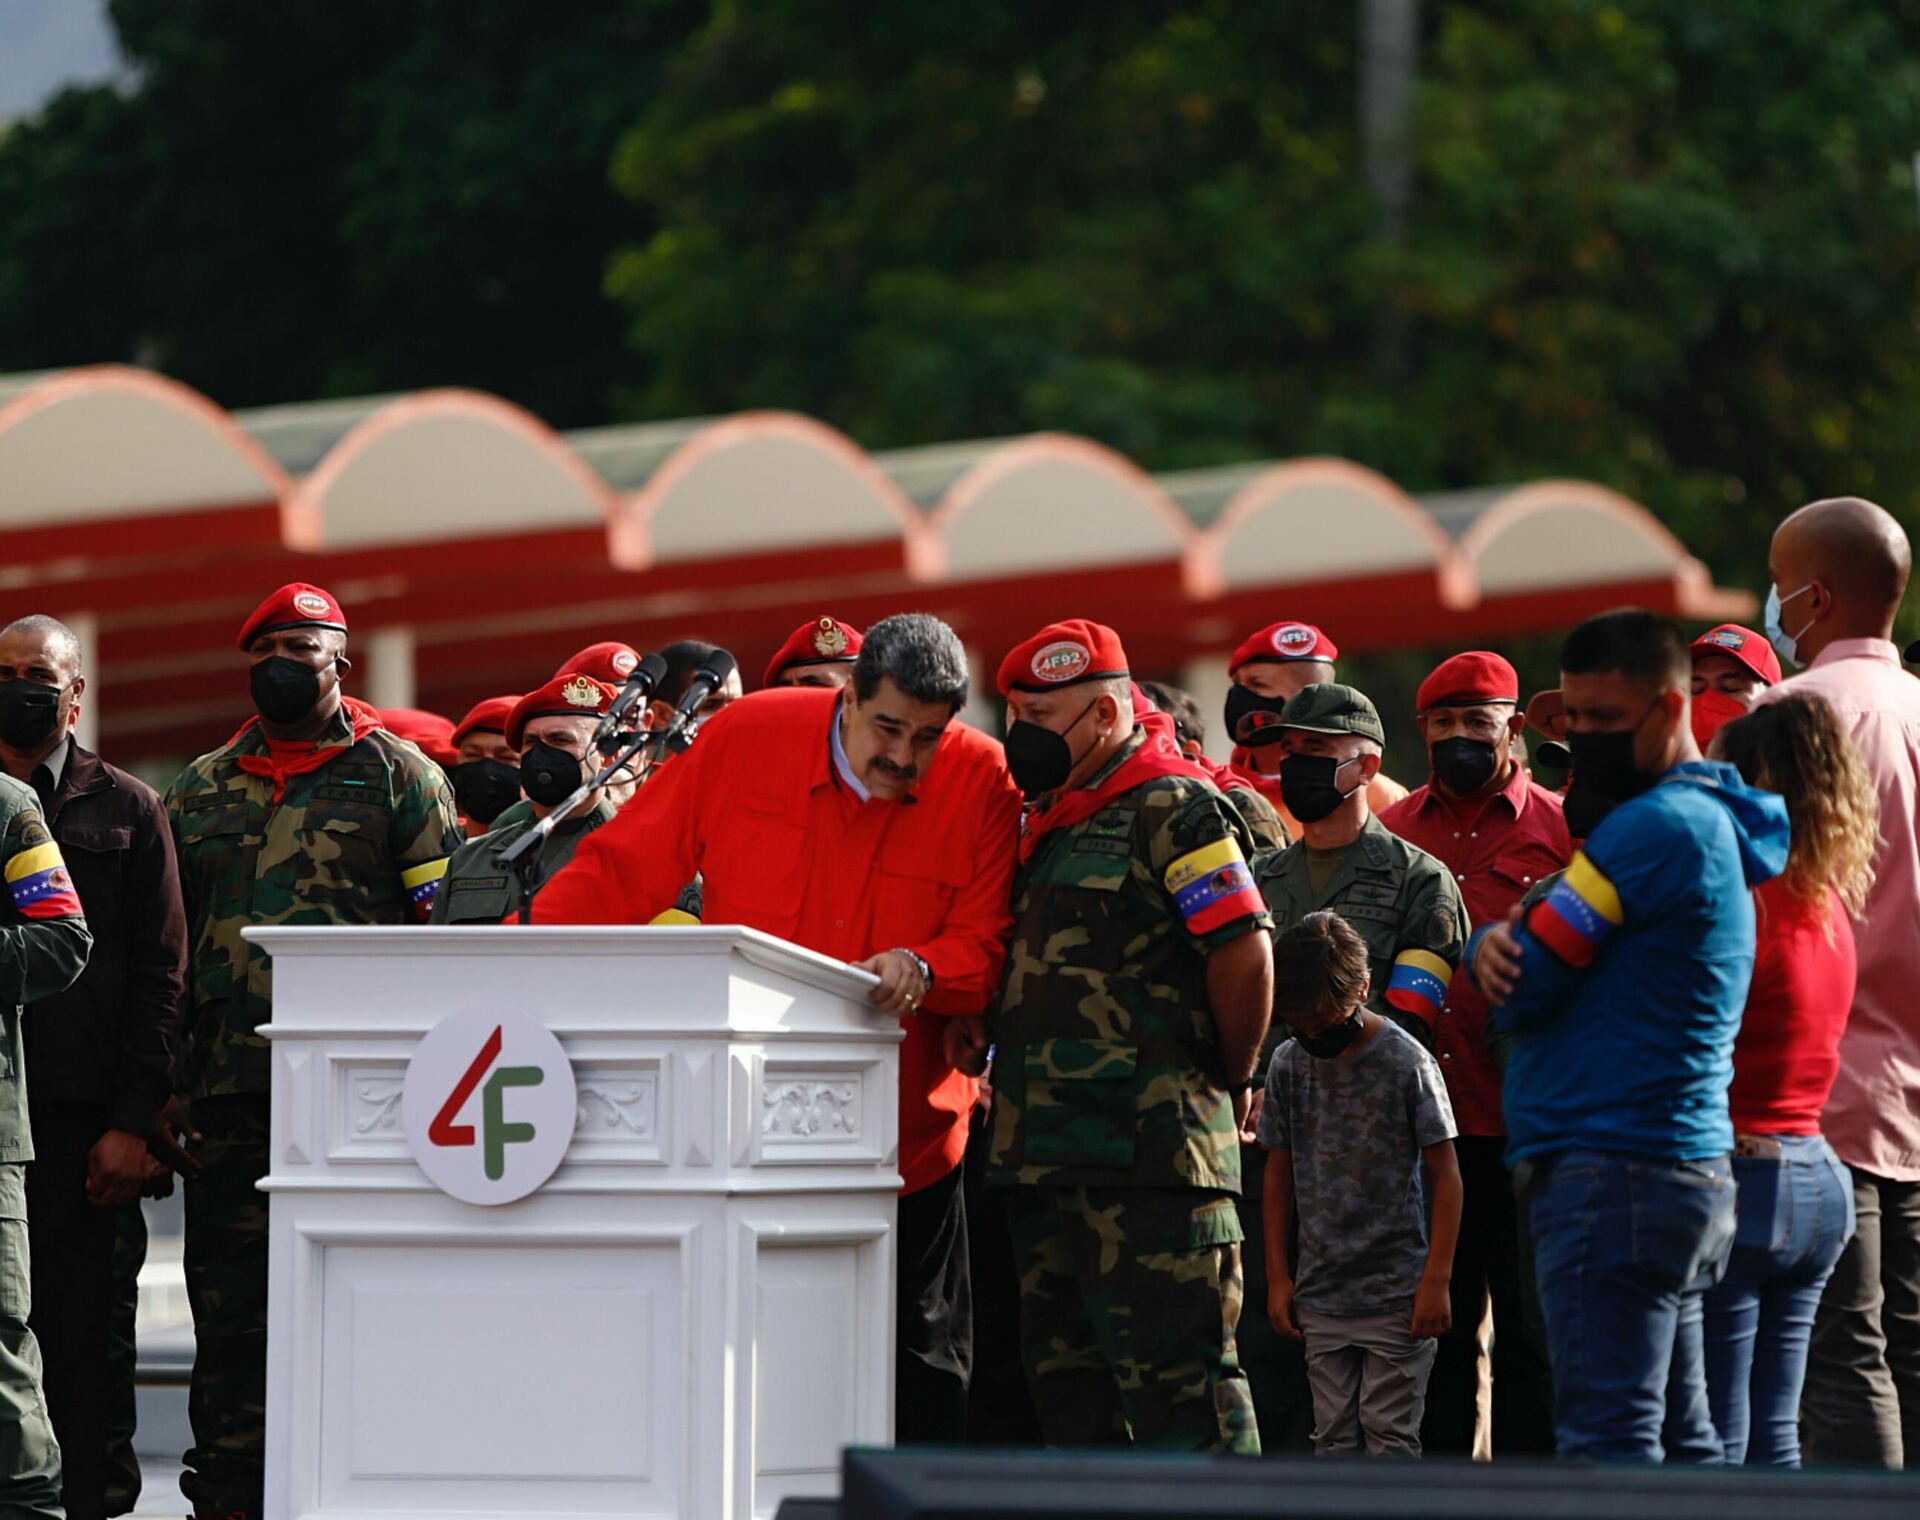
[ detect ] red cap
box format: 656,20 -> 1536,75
505,672 -> 616,751
763,616 -> 863,687
451,695 -> 520,749
1690,624 -> 1780,687
378,707 -> 457,769
558,641 -> 642,686
1524,688 -> 1567,741
1417,652 -> 1520,714
236,582 -> 347,651
997,620 -> 1130,696
1228,621 -> 1337,675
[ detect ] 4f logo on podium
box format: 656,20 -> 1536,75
403,1009 -> 577,1205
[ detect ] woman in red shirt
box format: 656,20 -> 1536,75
1704,693 -> 1878,1465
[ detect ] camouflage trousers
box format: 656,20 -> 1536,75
183,1094 -> 269,1517
0,1163 -> 63,1518
1000,1183 -> 1259,1453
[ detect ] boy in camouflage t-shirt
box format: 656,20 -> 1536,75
1255,911 -> 1462,1455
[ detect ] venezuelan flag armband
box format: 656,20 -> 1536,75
6,834 -> 82,920
1385,950 -> 1453,1026
1526,852 -> 1623,968
1163,837 -> 1265,937
402,858 -> 449,921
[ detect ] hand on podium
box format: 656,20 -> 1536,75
850,948 -> 930,1017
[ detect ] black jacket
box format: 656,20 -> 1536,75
23,744 -> 188,1134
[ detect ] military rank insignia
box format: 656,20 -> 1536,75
813,618 -> 849,657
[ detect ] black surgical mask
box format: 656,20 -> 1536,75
1430,736 -> 1499,796
250,656 -> 328,726
1294,1014 -> 1365,1059
1004,699 -> 1100,798
1278,753 -> 1360,824
1224,684 -> 1289,745
0,681 -> 67,750
452,758 -> 521,825
520,741 -> 582,807
1562,711 -> 1659,837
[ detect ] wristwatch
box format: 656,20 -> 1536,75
896,949 -> 934,1001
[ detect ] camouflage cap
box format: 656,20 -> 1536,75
1280,683 -> 1386,745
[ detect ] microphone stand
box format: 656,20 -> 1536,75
494,714 -> 700,924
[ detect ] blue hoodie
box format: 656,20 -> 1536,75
1483,760 -> 1790,1162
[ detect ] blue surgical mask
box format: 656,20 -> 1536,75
1765,582 -> 1817,668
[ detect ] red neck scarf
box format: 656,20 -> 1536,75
1020,711 -> 1209,861
231,696 -> 384,801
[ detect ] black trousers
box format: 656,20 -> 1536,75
24,1100 -> 135,1520
1421,1134 -> 1556,1455
962,1109 -> 1041,1445
1235,1141 -> 1315,1452
896,1159 -> 972,1445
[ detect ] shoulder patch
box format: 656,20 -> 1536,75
8,814 -> 50,849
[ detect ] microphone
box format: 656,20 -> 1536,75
649,649 -> 737,754
595,651 -> 668,754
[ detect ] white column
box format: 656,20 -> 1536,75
365,624 -> 416,709
1181,656 -> 1233,763
70,612 -> 100,752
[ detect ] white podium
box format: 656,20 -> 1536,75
250,924 -> 902,1520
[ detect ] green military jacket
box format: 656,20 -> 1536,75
166,708 -> 462,1099
1222,780 -> 1290,852
430,795 -> 616,925
989,733 -> 1274,1195
0,772 -> 92,1160
1251,812 -> 1468,1068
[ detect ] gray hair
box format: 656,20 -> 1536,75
852,614 -> 970,713
0,615 -> 83,677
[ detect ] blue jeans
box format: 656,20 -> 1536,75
1522,1149 -> 1736,1461
1703,1135 -> 1855,1465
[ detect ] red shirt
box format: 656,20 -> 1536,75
534,687 -> 1022,1194
1728,879 -> 1856,1136
1378,763 -> 1573,1136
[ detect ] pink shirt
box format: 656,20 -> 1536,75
1755,639 -> 1920,1179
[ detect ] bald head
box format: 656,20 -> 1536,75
1770,496 -> 1911,660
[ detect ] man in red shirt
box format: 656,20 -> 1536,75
1378,651 -> 1571,1457
534,613 -> 1022,1443
1688,624 -> 1778,751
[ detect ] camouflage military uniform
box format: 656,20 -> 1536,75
167,708 -> 460,1516
989,732 -> 1271,1453
429,795 -> 615,924
0,774 -> 92,1518
1222,780 -> 1290,853
1238,811 -> 1467,1451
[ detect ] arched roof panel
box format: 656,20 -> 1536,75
0,365 -> 287,526
926,435 -> 1193,582
616,412 -> 922,569
283,390 -> 616,552
1197,458 -> 1471,604
1462,480 -> 1693,594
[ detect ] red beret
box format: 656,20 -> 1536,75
763,616 -> 864,687
236,582 -> 347,651
378,707 -> 457,769
1227,621 -> 1337,674
451,695 -> 520,749
1417,652 -> 1520,714
505,672 -> 616,751
997,619 -> 1129,696
558,641 -> 642,685
1691,624 -> 1780,687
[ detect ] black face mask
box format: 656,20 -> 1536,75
250,656 -> 327,726
1278,753 -> 1360,823
452,758 -> 521,825
1224,683 -> 1289,746
0,681 -> 67,750
519,741 -> 582,807
1294,1014 -> 1365,1059
1004,699 -> 1100,798
1562,710 -> 1659,837
1430,736 -> 1499,795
